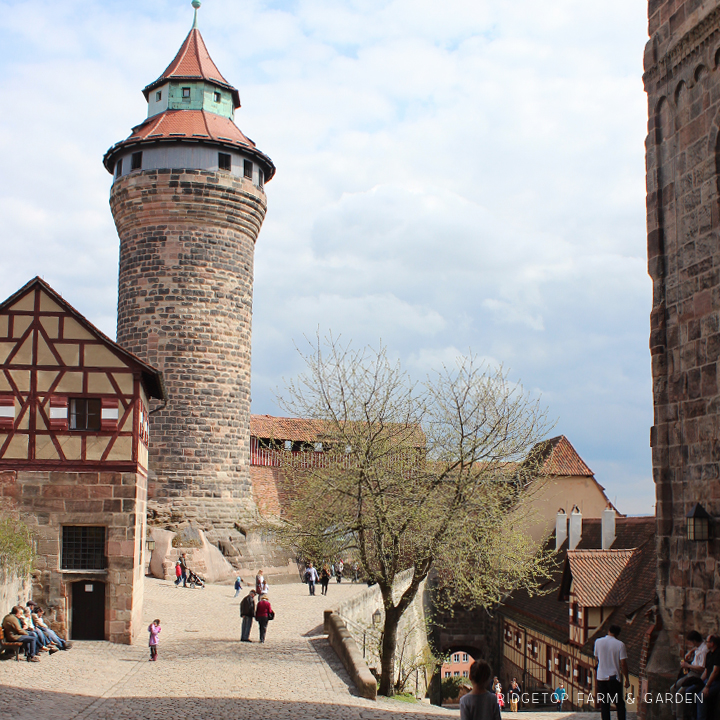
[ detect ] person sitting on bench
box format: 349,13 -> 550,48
31,607 -> 71,650
2,606 -> 40,662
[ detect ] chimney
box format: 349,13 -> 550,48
602,504 -> 616,550
556,509 -> 567,550
569,506 -> 582,550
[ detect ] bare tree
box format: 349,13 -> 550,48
273,335 -> 554,696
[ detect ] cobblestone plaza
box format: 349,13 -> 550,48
0,577 -> 635,720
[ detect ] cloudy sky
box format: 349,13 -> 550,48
0,0 -> 653,513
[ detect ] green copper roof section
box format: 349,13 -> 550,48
192,0 -> 201,29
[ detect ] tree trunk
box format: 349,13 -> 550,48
378,608 -> 400,696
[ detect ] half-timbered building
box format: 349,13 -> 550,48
0,277 -> 165,643
498,513 -> 656,711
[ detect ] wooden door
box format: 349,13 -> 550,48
71,580 -> 105,640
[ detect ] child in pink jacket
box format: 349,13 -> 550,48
148,619 -> 161,661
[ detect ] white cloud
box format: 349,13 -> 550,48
0,0 -> 654,511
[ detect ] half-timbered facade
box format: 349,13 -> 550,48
498,514 -> 656,711
0,277 -> 165,643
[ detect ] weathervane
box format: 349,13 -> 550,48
192,0 -> 201,29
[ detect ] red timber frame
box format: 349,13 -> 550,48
0,278 -> 164,472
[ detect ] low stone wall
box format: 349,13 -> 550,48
329,569 -> 431,698
0,566 -> 31,615
324,610 -> 377,699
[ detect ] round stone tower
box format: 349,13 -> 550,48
103,2 -> 275,538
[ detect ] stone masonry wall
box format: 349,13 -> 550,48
1,469 -> 146,644
110,168 -> 267,537
644,0 -> 720,706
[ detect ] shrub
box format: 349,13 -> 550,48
0,515 -> 34,574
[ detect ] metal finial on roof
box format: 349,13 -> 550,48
192,0 -> 201,29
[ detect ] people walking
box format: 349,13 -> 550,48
460,659 -> 501,720
320,564 -> 331,595
594,624 -> 629,720
174,560 -> 182,586
148,618 -> 161,661
233,576 -> 243,598
554,682 -> 567,712
240,590 -> 256,642
305,561 -> 319,595
353,562 -> 359,582
255,594 -> 273,644
179,553 -> 188,588
336,559 -> 344,583
255,569 -> 264,595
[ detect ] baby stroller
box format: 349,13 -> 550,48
187,569 -> 205,589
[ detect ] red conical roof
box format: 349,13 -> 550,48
143,28 -> 241,108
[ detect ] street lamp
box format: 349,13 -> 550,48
687,504 -> 711,541
146,538 -> 156,552
372,609 -> 382,626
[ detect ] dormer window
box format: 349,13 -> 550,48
214,92 -> 221,103
156,90 -> 162,101
218,153 -> 231,171
182,87 -> 191,99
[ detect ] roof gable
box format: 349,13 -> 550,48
529,435 -> 594,477
0,278 -> 166,401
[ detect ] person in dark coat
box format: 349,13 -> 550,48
240,590 -> 256,642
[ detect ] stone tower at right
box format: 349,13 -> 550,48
103,2 -> 275,540
644,0 -> 720,698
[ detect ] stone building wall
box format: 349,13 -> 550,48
643,0 -> 720,704
0,468 -> 147,644
111,168 -> 267,538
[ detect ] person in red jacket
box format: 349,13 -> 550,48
255,594 -> 273,644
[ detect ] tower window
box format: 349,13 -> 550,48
214,92 -> 221,103
115,158 -> 123,178
131,152 -> 143,171
243,160 -> 253,179
69,398 -> 101,432
258,169 -> 264,187
218,153 -> 231,171
182,87 -> 191,98
156,90 -> 162,101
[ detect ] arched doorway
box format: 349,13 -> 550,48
71,580 -> 105,640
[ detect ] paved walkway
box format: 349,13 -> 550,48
0,576 -> 624,719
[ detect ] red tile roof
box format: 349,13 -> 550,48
565,549 -> 636,606
251,415 -> 326,444
530,435 -> 595,477
250,414 -> 426,447
143,28 -> 240,107
103,110 -> 276,179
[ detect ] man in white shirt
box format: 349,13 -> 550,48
594,624 -> 629,720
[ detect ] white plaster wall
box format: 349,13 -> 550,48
113,144 -> 265,187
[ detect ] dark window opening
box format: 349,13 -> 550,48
243,160 -> 253,179
258,169 -> 264,187
214,91 -> 221,102
182,87 -> 191,98
218,153 -> 231,171
62,526 -> 106,570
155,90 -> 162,101
131,152 -> 143,171
69,398 -> 101,431
115,158 -> 123,178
